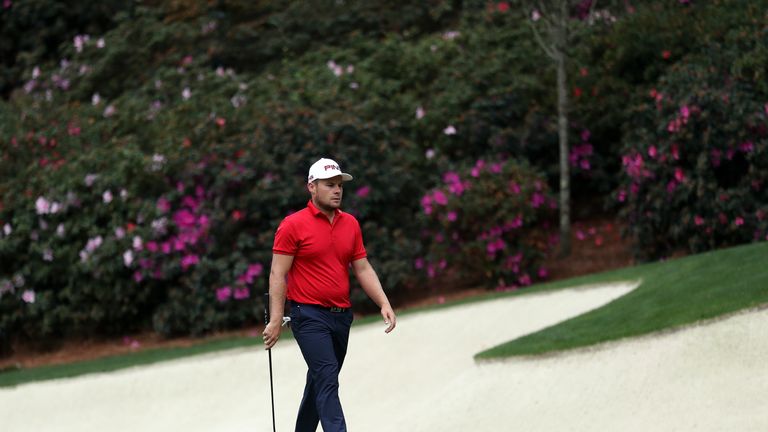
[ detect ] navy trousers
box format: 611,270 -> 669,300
290,302 -> 353,432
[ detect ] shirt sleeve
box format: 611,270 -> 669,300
351,219 -> 367,261
272,218 -> 298,256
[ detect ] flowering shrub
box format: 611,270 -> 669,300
0,140 -> 163,345
616,59 -> 768,259
417,157 -> 556,289
3,0 -> 767,353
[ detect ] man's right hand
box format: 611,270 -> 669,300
263,321 -> 282,350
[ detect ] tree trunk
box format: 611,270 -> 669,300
555,4 -> 571,257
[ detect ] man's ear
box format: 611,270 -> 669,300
307,181 -> 316,195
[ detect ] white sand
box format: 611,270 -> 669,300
2,281 -> 767,432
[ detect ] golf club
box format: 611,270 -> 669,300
264,292 -> 276,432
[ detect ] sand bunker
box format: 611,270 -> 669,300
2,281 -> 766,431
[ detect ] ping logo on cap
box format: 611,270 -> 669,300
308,158 -> 353,182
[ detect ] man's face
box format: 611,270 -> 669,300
309,176 -> 344,212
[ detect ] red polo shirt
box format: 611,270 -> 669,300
272,200 -> 367,308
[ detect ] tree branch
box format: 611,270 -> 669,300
528,19 -> 558,60
588,0 -> 599,25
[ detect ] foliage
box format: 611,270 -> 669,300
0,0 -> 133,98
613,0 -> 768,259
418,158 -> 556,288
1,0 -> 767,352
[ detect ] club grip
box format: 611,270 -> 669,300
264,292 -> 270,325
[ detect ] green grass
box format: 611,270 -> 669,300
476,241 -> 768,359
2,242 -> 766,387
0,333 -> 277,388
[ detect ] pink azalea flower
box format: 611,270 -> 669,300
530,192 -> 546,208
123,250 -> 134,267
247,263 -> 263,280
216,286 -> 232,302
446,211 -> 457,222
157,197 -> 170,213
181,254 -> 199,269
35,196 -> 51,215
22,290 -> 36,304
433,190 -> 448,206
680,105 -> 690,120
671,143 -> 680,160
414,258 -> 424,270
356,186 -> 371,198
234,287 -> 250,300
740,141 -> 754,153
181,196 -> 199,210
710,148 -> 722,167
443,171 -> 460,185
674,167 -> 685,182
420,195 -> 433,215
735,217 -> 744,226
666,181 -> 677,194
694,215 -> 705,226
510,215 -> 523,229
198,214 -> 210,229
173,209 -> 196,228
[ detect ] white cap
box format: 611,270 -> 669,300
307,158 -> 353,183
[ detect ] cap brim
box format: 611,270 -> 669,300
309,173 -> 353,182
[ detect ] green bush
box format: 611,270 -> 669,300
0,0 -> 133,98
616,46 -> 768,259
417,157 -> 556,288
4,0 -> 766,351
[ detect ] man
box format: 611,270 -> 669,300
263,157 -> 397,432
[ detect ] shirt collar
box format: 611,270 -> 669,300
307,200 -> 342,218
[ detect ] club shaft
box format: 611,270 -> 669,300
269,348 -> 276,432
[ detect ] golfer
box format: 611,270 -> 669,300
263,157 -> 397,432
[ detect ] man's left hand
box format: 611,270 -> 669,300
381,305 -> 397,333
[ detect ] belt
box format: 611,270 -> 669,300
290,301 -> 349,313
